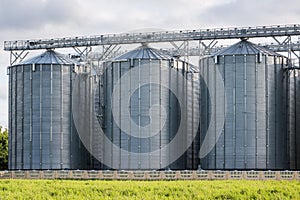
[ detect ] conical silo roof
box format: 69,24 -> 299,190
18,50 -> 78,65
114,44 -> 173,60
214,39 -> 280,56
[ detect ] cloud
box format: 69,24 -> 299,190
0,0 -> 83,31
1,0 -> 299,34
0,99 -> 8,127
199,0 -> 300,27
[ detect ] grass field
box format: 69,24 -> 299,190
0,179 -> 299,199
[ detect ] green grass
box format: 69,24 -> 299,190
0,179 -> 299,199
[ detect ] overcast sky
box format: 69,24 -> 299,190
0,0 -> 300,127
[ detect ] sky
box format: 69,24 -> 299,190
0,0 -> 300,127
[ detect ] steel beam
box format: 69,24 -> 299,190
4,24 -> 300,51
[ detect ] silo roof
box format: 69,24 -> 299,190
214,39 -> 280,56
18,50 -> 78,65
114,44 -> 173,60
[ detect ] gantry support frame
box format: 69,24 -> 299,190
4,24 -> 300,66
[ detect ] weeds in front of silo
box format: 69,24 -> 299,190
0,179 -> 299,199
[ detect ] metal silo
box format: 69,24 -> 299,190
72,72 -> 103,169
284,68 -> 300,169
199,39 -> 288,170
8,50 -> 90,170
99,45 -> 200,170
185,65 -> 201,170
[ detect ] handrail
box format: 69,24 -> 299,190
4,24 -> 300,51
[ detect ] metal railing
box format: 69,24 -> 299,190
4,24 -> 300,51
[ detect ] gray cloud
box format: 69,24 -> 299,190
1,0 -> 299,34
0,99 -> 8,127
0,0 -> 83,30
199,0 -> 300,27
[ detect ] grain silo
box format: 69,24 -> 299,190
72,72 -> 103,169
284,68 -> 300,169
199,39 -> 288,170
99,44 -> 200,170
8,50 -> 90,170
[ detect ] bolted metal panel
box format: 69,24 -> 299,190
71,70 -> 102,170
199,40 -> 288,170
99,45 -> 200,170
8,50 -> 90,170
284,68 -> 300,169
185,65 -> 200,170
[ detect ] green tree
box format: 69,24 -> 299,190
0,126 -> 8,170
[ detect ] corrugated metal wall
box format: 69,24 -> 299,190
99,56 -> 199,170
72,72 -> 103,169
199,53 -> 288,170
8,52 -> 91,170
284,69 -> 300,169
185,68 -> 200,170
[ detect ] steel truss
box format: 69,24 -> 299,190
4,24 -> 300,66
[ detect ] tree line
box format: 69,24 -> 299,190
0,126 -> 8,170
